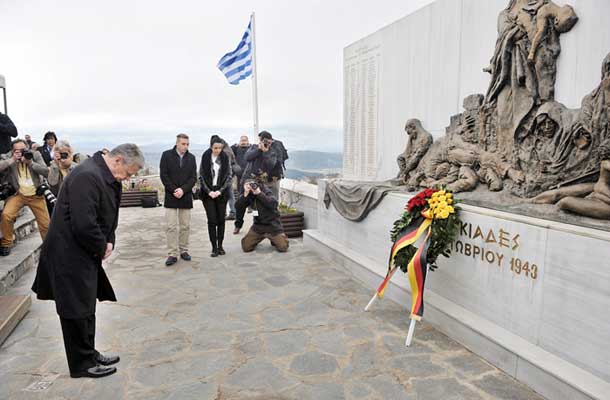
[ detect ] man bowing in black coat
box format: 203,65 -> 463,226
32,143 -> 144,378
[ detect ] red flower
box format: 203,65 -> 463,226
406,188 -> 439,212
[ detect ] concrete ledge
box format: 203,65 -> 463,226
280,179 -> 318,200
0,295 -> 31,346
304,228 -> 610,400
0,234 -> 42,296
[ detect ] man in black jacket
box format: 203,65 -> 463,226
231,135 -> 250,183
38,131 -> 57,166
32,143 -> 144,378
159,134 -> 197,266
237,178 -> 289,252
0,112 -> 18,155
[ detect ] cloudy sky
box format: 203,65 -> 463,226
0,0 -> 434,151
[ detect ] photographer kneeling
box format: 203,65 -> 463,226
48,140 -> 77,197
0,139 -> 50,256
237,178 -> 289,253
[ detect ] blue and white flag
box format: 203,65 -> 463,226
217,21 -> 253,85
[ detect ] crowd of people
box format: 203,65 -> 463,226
1,111 -> 291,378
160,130 -> 290,265
0,113 -> 82,256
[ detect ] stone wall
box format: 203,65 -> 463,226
344,0 -> 610,181
306,179 -> 610,400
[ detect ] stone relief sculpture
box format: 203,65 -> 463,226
392,1 -> 610,220
483,0 -> 578,159
396,119 -> 433,184
529,139 -> 610,219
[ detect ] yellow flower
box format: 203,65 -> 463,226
439,209 -> 450,219
437,195 -> 446,203
447,198 -> 453,205
446,192 -> 453,199
436,190 -> 446,196
446,205 -> 455,214
438,201 -> 448,209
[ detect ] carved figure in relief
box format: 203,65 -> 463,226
527,3 -> 578,64
577,53 -> 610,144
396,119 -> 433,184
483,0 -> 578,159
529,140 -> 610,219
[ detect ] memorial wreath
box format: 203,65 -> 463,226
365,188 -> 462,346
389,188 -> 461,274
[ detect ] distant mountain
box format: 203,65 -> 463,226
285,169 -> 323,180
285,151 -> 342,171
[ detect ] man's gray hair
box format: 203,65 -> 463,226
110,143 -> 145,168
53,140 -> 72,153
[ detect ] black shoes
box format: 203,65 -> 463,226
210,248 -> 219,257
165,256 -> 178,266
180,252 -> 192,261
70,365 -> 117,379
0,247 -> 10,256
96,353 -> 120,366
218,247 -> 226,255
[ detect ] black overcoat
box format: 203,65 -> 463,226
31,152 -> 120,318
0,112 -> 18,155
38,144 -> 53,166
199,148 -> 233,198
159,147 -> 197,209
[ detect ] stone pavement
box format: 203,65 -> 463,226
0,205 -> 545,399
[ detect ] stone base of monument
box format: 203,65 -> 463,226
304,180 -> 610,400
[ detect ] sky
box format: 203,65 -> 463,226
0,0 -> 434,151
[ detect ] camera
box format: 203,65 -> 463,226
60,152 -> 69,160
21,149 -> 34,161
0,183 -> 16,201
246,180 -> 259,191
36,183 -> 57,205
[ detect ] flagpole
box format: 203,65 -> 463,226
250,12 -> 259,136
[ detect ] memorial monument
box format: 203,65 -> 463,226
386,0 -> 610,222
305,2 -> 610,399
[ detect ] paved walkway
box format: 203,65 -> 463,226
0,205 -> 544,399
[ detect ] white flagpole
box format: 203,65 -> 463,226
250,12 -> 259,137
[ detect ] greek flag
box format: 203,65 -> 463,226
217,21 -> 253,85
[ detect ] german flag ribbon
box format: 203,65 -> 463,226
407,228 -> 432,320
376,216 -> 432,299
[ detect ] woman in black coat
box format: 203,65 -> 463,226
200,135 -> 233,257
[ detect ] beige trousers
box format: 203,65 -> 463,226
165,208 -> 191,257
1,194 -> 49,247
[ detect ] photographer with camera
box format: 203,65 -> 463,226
0,139 -> 50,256
233,131 -> 277,234
48,140 -> 77,197
237,177 -> 289,253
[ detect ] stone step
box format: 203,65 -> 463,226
0,295 -> 31,346
0,234 -> 42,296
0,208 -> 39,244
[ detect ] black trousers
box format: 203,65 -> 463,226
59,314 -> 98,373
202,196 -> 228,248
